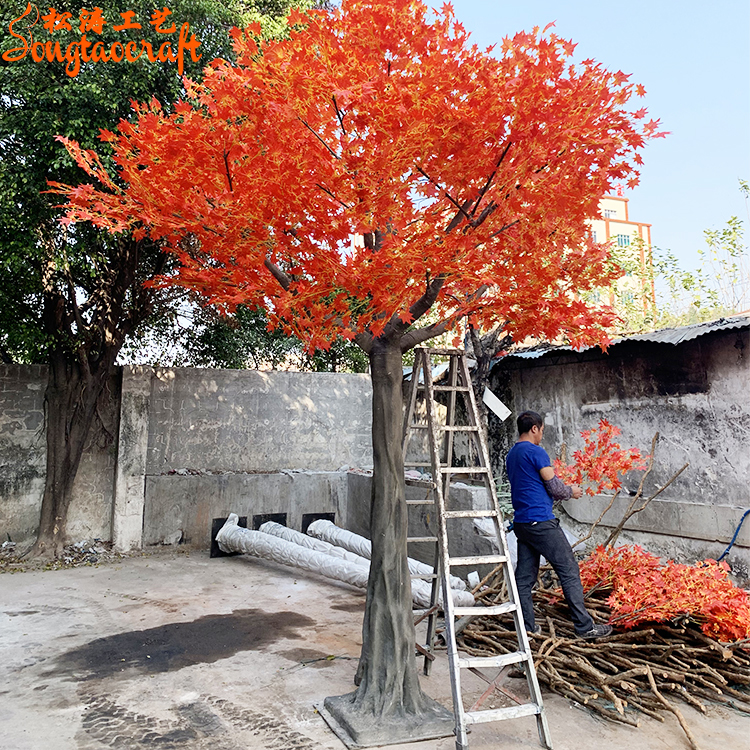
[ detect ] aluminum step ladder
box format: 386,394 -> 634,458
402,346 -> 553,750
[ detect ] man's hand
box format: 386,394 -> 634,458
571,485 -> 583,499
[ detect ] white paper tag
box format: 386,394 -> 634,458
482,387 -> 511,421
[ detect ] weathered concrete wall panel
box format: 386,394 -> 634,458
0,365 -> 119,547
0,365 -> 47,545
145,368 -> 373,474
143,471 -> 349,547
112,367 -> 152,551
567,495 -> 750,548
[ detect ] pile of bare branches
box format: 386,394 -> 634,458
459,595 -> 750,750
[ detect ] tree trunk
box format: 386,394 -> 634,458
466,323 -> 513,450
31,348 -> 111,558
323,336 -> 453,746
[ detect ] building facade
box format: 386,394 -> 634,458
588,194 -> 656,319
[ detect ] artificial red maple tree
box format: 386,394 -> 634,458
50,0 -> 662,740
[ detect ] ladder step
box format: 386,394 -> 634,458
411,573 -> 438,580
440,467 -> 489,474
458,651 -> 528,669
464,703 -> 541,725
420,347 -> 462,356
448,554 -> 507,566
444,509 -> 498,519
453,602 -> 517,617
406,499 -> 436,506
406,462 -> 433,467
407,536 -> 438,543
433,385 -> 472,392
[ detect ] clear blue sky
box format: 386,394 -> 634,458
448,0 -> 750,271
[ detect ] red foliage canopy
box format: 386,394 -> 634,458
50,0 -> 663,352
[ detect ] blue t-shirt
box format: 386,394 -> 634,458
506,441 -> 555,523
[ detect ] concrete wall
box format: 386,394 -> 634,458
145,368 -> 373,474
1,364 -> 373,550
489,326 -> 750,567
0,365 -> 119,547
4,326 -> 747,572
0,365 -> 47,545
121,366 -> 374,550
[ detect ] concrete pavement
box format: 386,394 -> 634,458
1,549 -> 747,750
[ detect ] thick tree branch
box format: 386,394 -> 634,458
354,330 -> 374,353
409,274 -> 446,322
467,200 -> 497,229
392,279 -> 491,351
480,323 -> 509,354
65,272 -> 89,342
399,319 -> 450,352
468,323 -> 482,361
264,257 -> 292,291
445,198 -> 473,233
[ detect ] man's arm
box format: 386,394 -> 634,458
540,466 -> 582,500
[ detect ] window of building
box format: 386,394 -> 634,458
604,209 -> 618,219
616,234 -> 631,247
591,230 -> 598,243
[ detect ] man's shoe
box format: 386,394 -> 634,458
527,624 -> 542,636
576,623 -> 613,640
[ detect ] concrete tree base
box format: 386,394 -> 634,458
319,692 -> 455,748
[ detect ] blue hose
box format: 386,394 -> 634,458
716,508 -> 750,562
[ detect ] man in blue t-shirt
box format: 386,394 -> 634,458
506,410 -> 612,640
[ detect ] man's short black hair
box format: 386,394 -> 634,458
517,410 -> 543,435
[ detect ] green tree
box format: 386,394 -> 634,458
160,303 -> 369,371
0,0 -> 317,556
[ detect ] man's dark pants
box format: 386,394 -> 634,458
513,518 -> 594,634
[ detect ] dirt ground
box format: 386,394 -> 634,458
1,548 -> 747,750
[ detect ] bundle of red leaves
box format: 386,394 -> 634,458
579,544 -> 750,642
554,418 -> 647,495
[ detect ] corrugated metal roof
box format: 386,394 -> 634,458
402,362 -> 450,382
499,312 -> 750,363
613,313 -> 750,345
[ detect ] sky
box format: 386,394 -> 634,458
447,0 -> 750,272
